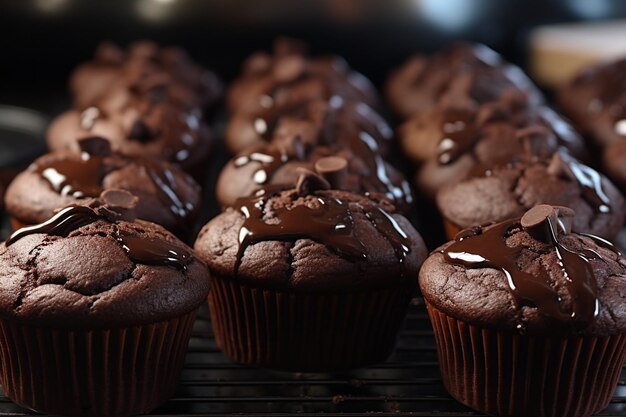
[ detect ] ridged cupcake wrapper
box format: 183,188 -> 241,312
209,276 -> 412,372
0,310 -> 197,417
426,302 -> 626,417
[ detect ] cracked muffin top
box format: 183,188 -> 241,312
384,42 -> 543,119
436,151 -> 625,240
226,38 -> 378,115
397,95 -> 586,199
47,77 -> 212,171
194,173 -> 427,292
216,130 -> 412,213
0,190 -> 209,328
5,137 -> 201,237
420,205 -> 626,336
70,40 -> 223,111
557,56 -> 626,148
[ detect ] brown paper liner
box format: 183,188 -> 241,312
426,302 -> 626,417
442,219 -> 462,241
208,275 -> 412,372
0,310 -> 197,417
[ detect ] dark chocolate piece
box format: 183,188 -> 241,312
442,206 -> 614,330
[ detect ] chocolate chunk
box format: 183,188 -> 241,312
100,189 -> 138,211
295,168 -> 330,196
521,204 -> 559,242
315,156 -> 348,189
77,137 -> 112,157
516,125 -> 553,155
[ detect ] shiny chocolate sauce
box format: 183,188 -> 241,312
235,98 -> 411,208
233,193 -> 411,274
442,213 -> 614,330
36,150 -> 194,220
118,235 -> 191,271
436,107 -> 479,165
5,205 -> 191,271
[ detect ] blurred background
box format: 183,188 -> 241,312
3,0 -> 626,108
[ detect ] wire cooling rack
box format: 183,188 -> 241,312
0,297 -> 625,416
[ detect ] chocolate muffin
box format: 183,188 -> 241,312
194,174 -> 427,371
226,38 -> 378,115
398,98 -> 587,198
47,82 -> 212,174
385,42 -> 544,119
0,190 -> 209,417
557,57 -> 626,148
420,204 -> 626,417
217,125 -> 412,212
225,95 -> 392,155
436,151 -> 625,240
5,137 -> 201,238
70,40 -> 223,111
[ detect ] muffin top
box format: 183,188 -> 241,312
70,40 -> 223,111
398,96 -> 586,199
195,174 -> 426,292
47,84 -> 212,171
385,42 -> 543,119
436,151 -> 625,239
5,137 -> 201,236
420,205 -> 626,336
225,95 -> 392,155
217,126 -> 412,212
0,190 -> 209,328
226,38 -> 378,115
557,57 -> 626,147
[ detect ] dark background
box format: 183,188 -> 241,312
2,0 -> 626,115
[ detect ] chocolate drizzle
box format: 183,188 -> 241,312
5,204 -> 192,271
37,156 -> 106,198
6,206 -> 101,246
436,107 -> 479,165
234,149 -> 290,185
35,145 -> 195,221
233,192 -> 412,274
231,98 -> 412,208
118,235 -> 191,271
441,208 -> 614,331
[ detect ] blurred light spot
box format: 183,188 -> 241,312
136,0 -> 177,22
415,0 -> 479,31
34,0 -> 68,13
567,0 -> 612,19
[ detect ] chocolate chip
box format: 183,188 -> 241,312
314,156 -> 348,189
521,204 -> 574,242
521,204 -> 558,243
77,137 -> 112,157
295,168 -> 330,196
546,151 -> 576,180
100,189 -> 138,210
97,189 -> 138,222
476,103 -> 510,126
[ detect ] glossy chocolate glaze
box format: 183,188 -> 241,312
232,98 -> 411,208
5,205 -> 191,270
35,144 -> 195,221
441,210 -> 616,330
233,192 -> 411,274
